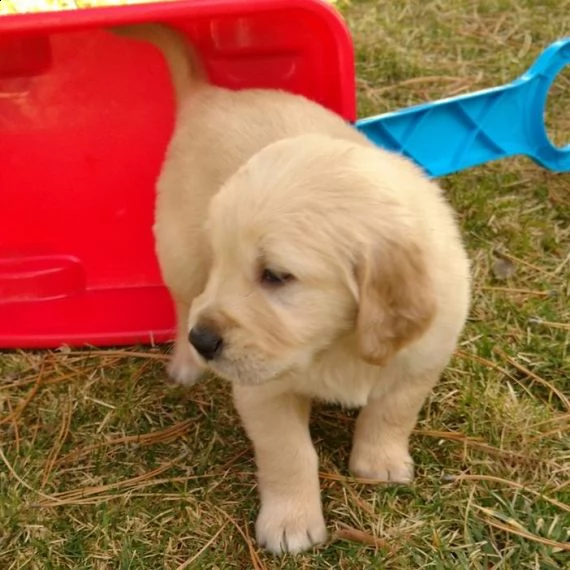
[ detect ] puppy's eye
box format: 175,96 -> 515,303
260,268 -> 294,286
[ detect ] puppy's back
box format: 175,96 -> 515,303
166,85 -> 372,200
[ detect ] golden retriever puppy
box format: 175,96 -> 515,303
114,24 -> 471,554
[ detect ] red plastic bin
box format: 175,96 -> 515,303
0,0 -> 356,349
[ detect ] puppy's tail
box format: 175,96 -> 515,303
111,23 -> 206,107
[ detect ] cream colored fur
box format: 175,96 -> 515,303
114,24 -> 471,554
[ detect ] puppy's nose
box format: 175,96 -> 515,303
188,326 -> 223,361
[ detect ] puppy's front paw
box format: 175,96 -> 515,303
167,342 -> 204,386
349,443 -> 414,483
256,500 -> 327,554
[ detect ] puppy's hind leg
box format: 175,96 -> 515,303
155,216 -> 209,387
167,297 -> 205,386
349,371 -> 440,483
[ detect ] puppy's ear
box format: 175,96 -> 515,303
355,235 -> 436,366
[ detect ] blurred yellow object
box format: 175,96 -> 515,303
0,0 -> 337,16
0,0 -> 165,15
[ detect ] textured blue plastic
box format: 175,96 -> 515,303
356,37 -> 570,177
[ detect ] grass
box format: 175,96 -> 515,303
1,0 -> 569,568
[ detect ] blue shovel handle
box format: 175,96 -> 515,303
355,37 -> 570,177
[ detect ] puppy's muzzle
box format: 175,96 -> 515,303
189,326 -> 223,361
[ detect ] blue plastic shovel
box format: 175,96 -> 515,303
356,37 -> 570,177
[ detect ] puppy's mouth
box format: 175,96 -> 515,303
188,324 -> 297,385
203,354 -> 289,387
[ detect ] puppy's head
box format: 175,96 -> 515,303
189,134 -> 436,385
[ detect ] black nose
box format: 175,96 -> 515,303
188,326 -> 223,361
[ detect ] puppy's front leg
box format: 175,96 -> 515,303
349,374 -> 438,483
233,384 -> 327,554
